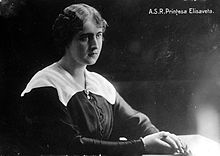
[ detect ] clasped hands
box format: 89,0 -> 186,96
141,131 -> 191,155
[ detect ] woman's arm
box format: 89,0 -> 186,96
112,92 -> 159,140
21,87 -> 145,155
112,92 -> 187,155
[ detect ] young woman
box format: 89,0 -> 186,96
21,3 -> 186,155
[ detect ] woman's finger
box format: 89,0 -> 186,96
161,135 -> 179,151
156,139 -> 174,154
169,133 -> 185,153
159,131 -> 185,153
159,131 -> 170,138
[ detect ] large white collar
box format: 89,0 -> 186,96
21,63 -> 116,106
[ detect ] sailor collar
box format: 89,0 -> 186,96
21,63 -> 116,106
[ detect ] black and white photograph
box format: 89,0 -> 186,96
1,0 -> 220,155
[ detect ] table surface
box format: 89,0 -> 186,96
142,134 -> 220,156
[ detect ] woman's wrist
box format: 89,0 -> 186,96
140,137 -> 146,152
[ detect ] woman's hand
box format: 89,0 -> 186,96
141,131 -> 185,154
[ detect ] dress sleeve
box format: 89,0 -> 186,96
21,87 -> 145,155
112,92 -> 159,140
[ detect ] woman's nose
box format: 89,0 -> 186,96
90,37 -> 98,50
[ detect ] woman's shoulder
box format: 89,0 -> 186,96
21,63 -> 59,96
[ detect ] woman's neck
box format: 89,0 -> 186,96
58,57 -> 86,88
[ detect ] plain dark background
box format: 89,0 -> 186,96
1,0 -> 220,141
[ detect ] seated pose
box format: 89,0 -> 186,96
21,3 -> 187,156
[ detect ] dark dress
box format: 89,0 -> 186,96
21,63 -> 159,155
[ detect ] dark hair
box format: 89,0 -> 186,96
52,3 -> 108,56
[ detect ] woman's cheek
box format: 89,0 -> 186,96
77,43 -> 87,53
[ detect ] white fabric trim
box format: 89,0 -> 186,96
21,63 -> 116,106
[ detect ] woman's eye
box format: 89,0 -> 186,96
79,36 -> 89,42
96,33 -> 103,39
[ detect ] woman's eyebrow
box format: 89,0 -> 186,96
80,33 -> 92,36
97,31 -> 103,34
79,31 -> 103,37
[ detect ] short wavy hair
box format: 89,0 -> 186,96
52,3 -> 108,56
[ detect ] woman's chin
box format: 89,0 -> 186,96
85,57 -> 99,65
85,60 -> 98,66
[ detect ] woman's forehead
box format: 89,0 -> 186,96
81,18 -> 103,34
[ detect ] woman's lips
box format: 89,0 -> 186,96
88,52 -> 98,57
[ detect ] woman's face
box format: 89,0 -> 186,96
66,17 -> 103,66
